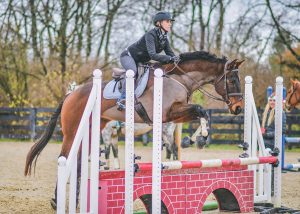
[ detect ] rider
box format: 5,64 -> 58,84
116,11 -> 180,110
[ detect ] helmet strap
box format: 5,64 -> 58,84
158,21 -> 168,33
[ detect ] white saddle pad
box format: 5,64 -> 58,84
103,68 -> 150,99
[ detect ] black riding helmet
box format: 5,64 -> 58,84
153,11 -> 175,26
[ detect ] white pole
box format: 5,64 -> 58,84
152,69 -> 163,214
80,130 -> 89,213
69,157 -> 77,213
244,76 -> 253,158
57,156 -> 67,214
90,69 -> 102,213
125,70 -> 135,214
274,76 -> 283,207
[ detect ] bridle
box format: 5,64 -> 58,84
286,82 -> 300,108
163,60 -> 243,107
214,68 -> 243,106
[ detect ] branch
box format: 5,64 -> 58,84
265,0 -> 300,62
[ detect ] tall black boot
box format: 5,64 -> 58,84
116,79 -> 126,111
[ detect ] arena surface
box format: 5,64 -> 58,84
0,142 -> 299,213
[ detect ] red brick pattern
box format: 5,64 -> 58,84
97,168 -> 254,214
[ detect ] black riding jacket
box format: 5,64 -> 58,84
127,27 -> 175,64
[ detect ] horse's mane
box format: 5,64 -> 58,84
179,51 -> 227,64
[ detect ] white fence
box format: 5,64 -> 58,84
244,76 -> 282,206
57,69 -> 102,214
56,70 -> 283,213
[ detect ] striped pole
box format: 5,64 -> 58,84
136,156 -> 278,171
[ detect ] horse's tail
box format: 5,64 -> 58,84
24,98 -> 66,176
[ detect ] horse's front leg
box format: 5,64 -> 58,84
167,103 -> 208,123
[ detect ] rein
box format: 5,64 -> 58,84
163,61 -> 242,106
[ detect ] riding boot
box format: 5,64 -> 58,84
117,79 -> 126,111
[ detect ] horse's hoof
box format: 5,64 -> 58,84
239,153 -> 249,158
104,166 -> 110,170
50,198 -> 57,210
181,136 -> 191,148
196,136 -> 207,149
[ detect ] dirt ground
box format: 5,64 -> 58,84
0,141 -> 300,214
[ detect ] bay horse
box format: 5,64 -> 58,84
24,51 -> 244,208
286,79 -> 300,110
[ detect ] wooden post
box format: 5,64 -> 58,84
175,123 -> 182,160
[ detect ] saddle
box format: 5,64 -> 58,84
103,64 -> 153,125
103,65 -> 150,99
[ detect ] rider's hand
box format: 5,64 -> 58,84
170,55 -> 180,63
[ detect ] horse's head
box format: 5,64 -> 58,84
214,59 -> 244,115
285,79 -> 300,111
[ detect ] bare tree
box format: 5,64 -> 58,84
265,0 -> 300,62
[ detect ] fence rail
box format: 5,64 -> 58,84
1,107 -> 299,144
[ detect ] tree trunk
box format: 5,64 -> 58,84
216,0 -> 224,54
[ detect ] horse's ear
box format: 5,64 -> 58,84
290,79 -> 295,84
226,59 -> 238,70
236,59 -> 245,68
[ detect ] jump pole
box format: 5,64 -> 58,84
152,69 -> 164,214
274,77 -> 283,207
125,70 -> 135,214
124,69 -> 164,214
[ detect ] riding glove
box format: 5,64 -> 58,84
170,55 -> 180,63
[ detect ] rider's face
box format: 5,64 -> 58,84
160,20 -> 172,32
269,98 -> 276,109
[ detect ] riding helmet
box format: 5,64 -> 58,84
153,11 -> 175,25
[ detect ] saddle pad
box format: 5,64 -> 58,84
103,67 -> 150,99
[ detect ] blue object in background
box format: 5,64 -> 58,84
283,87 -> 286,100
267,86 -> 273,100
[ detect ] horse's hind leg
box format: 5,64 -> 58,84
162,123 -> 176,161
104,144 -> 111,170
171,142 -> 178,160
76,152 -> 82,208
111,133 -> 120,169
50,132 -> 77,210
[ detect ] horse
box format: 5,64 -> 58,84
286,79 -> 300,110
102,121 -> 178,170
24,51 -> 244,209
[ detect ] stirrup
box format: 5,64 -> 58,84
116,98 -> 126,111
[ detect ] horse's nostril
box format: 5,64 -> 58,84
235,106 -> 242,115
